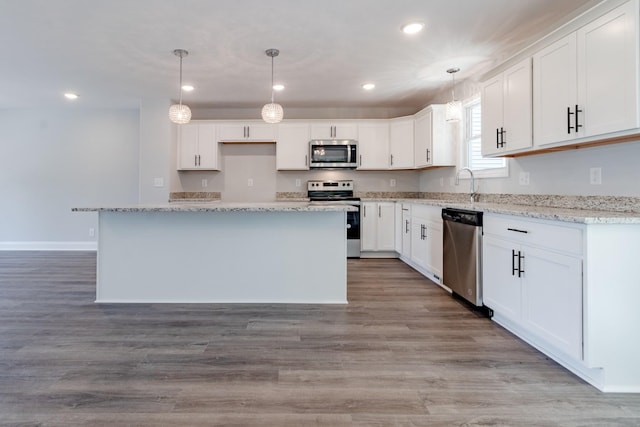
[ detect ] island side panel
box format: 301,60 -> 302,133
96,210 -> 347,303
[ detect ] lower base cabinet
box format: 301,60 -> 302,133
407,204 -> 443,282
361,202 -> 395,253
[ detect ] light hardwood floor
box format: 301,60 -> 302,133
0,251 -> 639,426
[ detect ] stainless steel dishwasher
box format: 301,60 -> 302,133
442,208 -> 483,306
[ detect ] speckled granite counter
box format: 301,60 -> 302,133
73,202 -> 356,213
360,194 -> 640,224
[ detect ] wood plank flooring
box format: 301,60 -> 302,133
1,251 -> 639,426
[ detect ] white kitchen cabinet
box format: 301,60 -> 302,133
414,105 -> 455,168
177,122 -> 220,170
218,122 -> 277,142
483,214 -> 583,361
388,117 -> 414,169
361,202 -> 395,253
357,122 -> 389,170
409,204 -> 443,281
533,0 -> 639,147
310,122 -> 358,140
481,58 -> 532,156
276,123 -> 310,170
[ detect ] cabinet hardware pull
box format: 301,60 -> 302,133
194,155 -> 197,167
359,154 -> 362,166
567,107 -> 574,133
363,206 -> 366,217
500,128 -> 506,147
512,249 -> 518,276
507,228 -> 528,234
518,252 -> 525,277
390,154 -> 394,166
305,155 -> 308,166
197,155 -> 200,166
378,205 -> 381,217
405,219 -> 409,233
426,148 -> 431,162
496,128 -> 500,148
575,104 -> 582,131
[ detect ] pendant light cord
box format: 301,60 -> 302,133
179,53 -> 184,107
270,55 -> 275,103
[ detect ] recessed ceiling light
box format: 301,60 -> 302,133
362,83 -> 375,90
273,84 -> 285,91
181,84 -> 194,92
64,93 -> 79,100
401,22 -> 425,34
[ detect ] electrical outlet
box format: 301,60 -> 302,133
519,171 -> 530,186
590,167 -> 602,185
153,177 -> 164,187
88,228 -> 95,237
390,178 -> 396,187
248,178 -> 254,187
295,179 -> 301,187
201,179 -> 208,188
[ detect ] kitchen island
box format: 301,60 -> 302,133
73,202 -> 356,304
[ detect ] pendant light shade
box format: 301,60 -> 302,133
169,49 -> 192,124
262,48 -> 284,124
446,67 -> 462,122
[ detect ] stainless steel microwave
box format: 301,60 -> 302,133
309,140 -> 358,169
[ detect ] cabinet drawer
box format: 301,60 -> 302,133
484,214 -> 583,255
411,204 -> 441,221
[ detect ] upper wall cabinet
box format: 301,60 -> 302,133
276,123 -> 310,170
218,122 -> 277,142
310,122 -> 358,140
414,104 -> 455,168
481,58 -> 532,157
533,0 -> 639,147
357,121 -> 390,170
177,122 -> 220,171
389,117 -> 414,169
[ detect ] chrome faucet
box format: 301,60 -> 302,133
455,167 -> 476,203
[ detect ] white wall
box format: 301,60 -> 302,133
0,108 -> 140,248
420,140 -> 640,197
139,99 -> 172,203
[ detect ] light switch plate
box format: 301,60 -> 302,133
153,177 -> 164,187
248,178 -> 254,187
519,172 -> 530,186
390,178 -> 396,187
201,179 -> 208,188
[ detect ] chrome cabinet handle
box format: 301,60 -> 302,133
405,219 -> 409,233
305,155 -> 308,166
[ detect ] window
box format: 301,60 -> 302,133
463,98 -> 508,177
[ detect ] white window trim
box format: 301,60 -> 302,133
458,95 -> 509,179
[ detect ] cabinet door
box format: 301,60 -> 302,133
414,110 -> 432,168
246,123 -> 277,141
276,123 -> 310,170
376,203 -> 396,251
533,33 -> 578,146
401,208 -> 411,257
178,123 -> 199,169
410,218 -> 428,269
578,0 -> 639,138
483,235 -> 522,323
481,74 -> 504,156
196,123 -> 219,170
503,57 -> 532,152
218,124 -> 247,141
425,218 -> 443,281
357,123 -> 389,169
310,123 -> 357,139
360,202 -> 377,251
428,105 -> 455,167
389,119 -> 414,169
521,247 -> 583,360
395,203 -> 403,253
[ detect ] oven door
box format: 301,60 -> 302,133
346,205 -> 361,258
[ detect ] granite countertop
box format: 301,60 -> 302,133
73,202 -> 357,213
363,198 -> 640,224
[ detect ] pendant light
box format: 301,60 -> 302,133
169,49 -> 192,124
261,48 -> 284,124
445,67 -> 462,122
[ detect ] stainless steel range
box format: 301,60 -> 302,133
307,180 -> 361,258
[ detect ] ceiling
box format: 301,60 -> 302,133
0,0 -> 600,112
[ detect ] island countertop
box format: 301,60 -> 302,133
73,201 -> 357,213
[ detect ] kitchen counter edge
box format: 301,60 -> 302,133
73,202 -> 357,213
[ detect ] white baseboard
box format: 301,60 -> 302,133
0,241 -> 97,251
